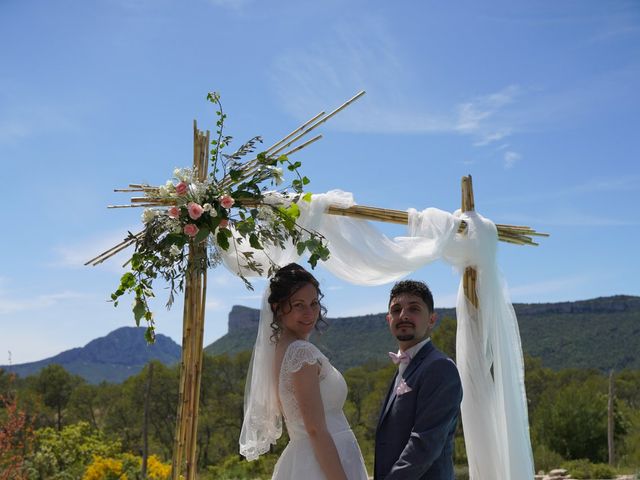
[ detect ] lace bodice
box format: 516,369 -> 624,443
278,340 -> 350,440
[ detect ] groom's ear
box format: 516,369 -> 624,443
385,313 -> 391,325
429,312 -> 438,328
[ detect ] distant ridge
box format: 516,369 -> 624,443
3,296 -> 638,384
205,295 -> 640,372
1,327 -> 181,384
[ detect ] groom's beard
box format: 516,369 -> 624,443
396,333 -> 415,341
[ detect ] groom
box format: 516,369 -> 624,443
374,280 -> 463,480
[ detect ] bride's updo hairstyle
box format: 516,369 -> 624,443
268,263 -> 328,342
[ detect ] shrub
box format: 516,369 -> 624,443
533,443 -> 565,473
561,459 -> 617,479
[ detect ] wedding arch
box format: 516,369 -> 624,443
88,91 -> 547,480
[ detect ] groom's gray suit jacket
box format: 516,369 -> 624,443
374,342 -> 462,480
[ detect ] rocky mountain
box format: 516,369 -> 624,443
205,295 -> 640,372
1,327 -> 181,384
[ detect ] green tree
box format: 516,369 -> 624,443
103,361 -> 178,458
34,365 -> 84,431
197,352 -> 251,467
533,376 -> 625,462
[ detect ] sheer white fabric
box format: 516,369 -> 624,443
239,291 -> 281,461
232,190 -> 534,479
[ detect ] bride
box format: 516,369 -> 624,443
239,263 -> 369,479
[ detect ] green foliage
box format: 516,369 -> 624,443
533,443 -> 565,473
10,322 -> 640,476
24,422 -> 120,480
103,362 -> 178,458
111,92 -> 329,340
34,365 -> 84,431
202,453 -> 278,480
561,459 -> 618,479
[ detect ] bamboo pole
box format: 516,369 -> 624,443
171,123 -> 210,480
462,175 -> 479,308
94,196 -> 548,267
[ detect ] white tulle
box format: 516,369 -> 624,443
234,190 -> 534,479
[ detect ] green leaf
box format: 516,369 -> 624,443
287,202 -> 300,219
120,272 -> 136,289
249,233 -> 262,250
194,226 -> 210,244
216,230 -> 230,250
133,299 -> 146,325
229,168 -> 242,181
296,240 -> 307,256
144,327 -> 155,344
302,176 -> 310,185
302,192 -> 313,203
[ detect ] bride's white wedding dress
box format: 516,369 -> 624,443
273,340 -> 369,480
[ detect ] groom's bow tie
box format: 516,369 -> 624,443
388,351 -> 411,365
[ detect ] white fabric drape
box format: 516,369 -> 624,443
231,190 -> 534,479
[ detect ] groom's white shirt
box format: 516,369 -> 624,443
394,337 -> 431,387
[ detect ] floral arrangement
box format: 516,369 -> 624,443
110,92 -> 330,341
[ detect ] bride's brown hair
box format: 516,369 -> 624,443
268,263 -> 328,342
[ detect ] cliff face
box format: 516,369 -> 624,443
227,305 -> 260,333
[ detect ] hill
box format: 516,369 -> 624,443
205,295 -> 640,372
1,327 -> 181,384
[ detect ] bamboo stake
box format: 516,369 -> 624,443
269,91 -> 366,157
462,175 -> 479,308
280,134 -> 323,157
264,111 -> 326,154
85,232 -> 143,266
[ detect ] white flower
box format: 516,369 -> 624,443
169,245 -> 182,257
203,203 -> 212,212
267,166 -> 284,185
142,208 -> 158,223
257,206 -> 275,222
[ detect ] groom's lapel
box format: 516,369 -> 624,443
378,342 -> 435,428
378,371 -> 398,429
402,341 -> 433,380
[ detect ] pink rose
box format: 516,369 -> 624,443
187,202 -> 204,220
175,182 -> 188,196
183,224 -> 199,237
218,218 -> 229,229
168,206 -> 180,219
219,195 -> 235,209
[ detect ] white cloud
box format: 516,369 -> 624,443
270,23 -> 522,151
503,151 -> 521,169
0,290 -> 88,315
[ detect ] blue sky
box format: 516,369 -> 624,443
1,0 -> 639,364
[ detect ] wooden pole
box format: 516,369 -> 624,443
171,122 -> 210,480
461,175 -> 479,308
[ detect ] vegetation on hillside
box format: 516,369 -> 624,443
2,314 -> 639,478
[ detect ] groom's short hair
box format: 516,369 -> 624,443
388,280 -> 434,313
